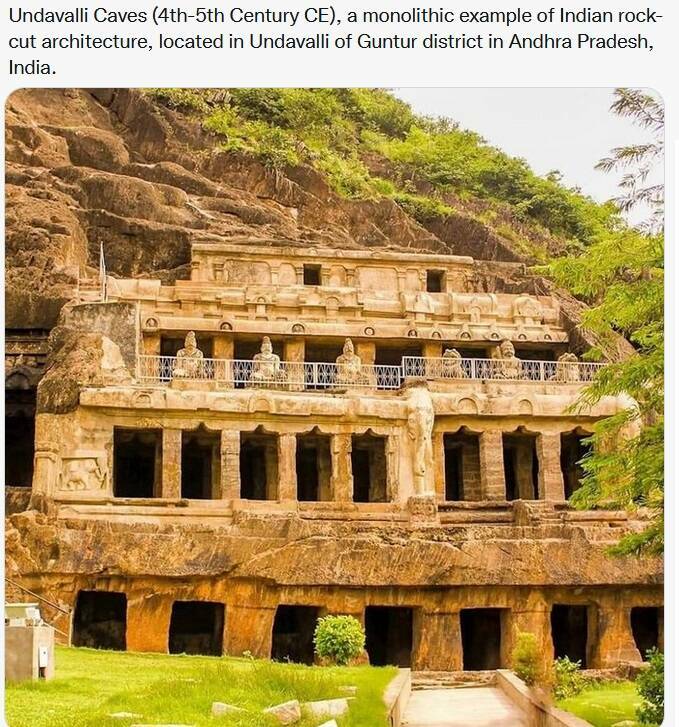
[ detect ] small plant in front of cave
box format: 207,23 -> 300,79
636,648 -> 663,725
511,632 -> 541,686
313,615 -> 366,666
552,656 -> 589,700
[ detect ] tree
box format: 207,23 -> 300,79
547,89 -> 664,556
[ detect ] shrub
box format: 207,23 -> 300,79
511,632 -> 541,686
313,615 -> 365,666
552,656 -> 589,700
636,648 -> 663,725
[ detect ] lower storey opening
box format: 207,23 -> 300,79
240,430 -> 279,500
352,432 -> 388,503
5,389 -> 36,487
271,605 -> 320,665
631,606 -> 662,660
502,431 -> 539,500
561,430 -> 593,498
443,429 -> 481,501
113,428 -> 162,498
365,606 -> 413,667
168,601 -> 225,656
296,432 -> 332,501
551,604 -> 590,667
460,608 -> 504,670
181,429 -> 220,499
73,590 -> 127,650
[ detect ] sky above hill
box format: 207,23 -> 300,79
394,87 -> 663,227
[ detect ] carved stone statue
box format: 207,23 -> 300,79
249,336 -> 285,385
406,385 -> 435,495
335,338 -> 369,386
441,348 -> 467,379
173,331 -> 203,378
513,295 -> 542,324
494,339 -> 522,380
552,352 -> 580,383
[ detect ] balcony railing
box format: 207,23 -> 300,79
135,354 -> 605,391
401,356 -> 605,383
137,356 -> 403,390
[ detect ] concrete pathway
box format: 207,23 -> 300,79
402,687 -> 529,727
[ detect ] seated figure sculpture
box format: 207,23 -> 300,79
172,331 -> 204,378
249,336 -> 286,386
494,339 -> 523,380
552,352 -> 580,382
441,347 -> 468,379
335,338 -> 370,387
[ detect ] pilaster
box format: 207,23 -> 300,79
479,430 -> 505,500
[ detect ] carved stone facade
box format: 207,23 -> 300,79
6,243 -> 662,673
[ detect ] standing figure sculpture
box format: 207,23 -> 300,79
406,385 -> 435,496
335,338 -> 369,387
173,331 -> 204,378
494,339 -> 523,380
249,336 -> 285,385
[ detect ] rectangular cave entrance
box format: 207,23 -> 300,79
271,605 -> 320,665
502,430 -> 539,500
352,432 -> 388,503
443,429 -> 481,501
631,607 -> 662,660
113,428 -> 162,498
240,430 -> 279,500
168,601 -> 224,656
551,605 -> 590,667
181,428 -> 220,499
560,430 -> 593,498
5,389 -> 36,487
460,608 -> 505,670
73,590 -> 127,650
296,431 -> 332,501
365,606 -> 413,667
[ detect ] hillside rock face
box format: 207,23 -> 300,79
7,87 -> 624,355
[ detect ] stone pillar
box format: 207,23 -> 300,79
220,430 -> 241,500
224,604 -> 276,659
386,434 -> 399,502
422,341 -> 443,359
213,335 -> 234,360
264,440 -> 279,501
593,605 -> 642,667
537,432 -> 566,500
413,611 -> 462,671
515,442 -> 536,500
161,429 -> 182,499
284,338 -> 305,363
462,441 -> 482,500
433,432 -> 446,501
127,593 -> 172,653
142,332 -> 161,355
479,430 -> 505,500
332,434 -> 353,502
511,599 -> 553,676
278,434 -> 298,501
356,341 -> 376,366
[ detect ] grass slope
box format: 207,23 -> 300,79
4,646 -> 396,727
558,681 -> 654,727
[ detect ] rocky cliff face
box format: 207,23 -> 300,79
7,87 -> 625,355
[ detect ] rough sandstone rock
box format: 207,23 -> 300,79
263,699 -> 302,724
302,697 -> 351,718
211,702 -> 245,716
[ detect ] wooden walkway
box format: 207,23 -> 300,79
402,687 -> 528,727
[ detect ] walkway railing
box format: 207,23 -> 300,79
5,576 -> 72,644
402,356 -> 605,383
137,356 -> 402,390
136,354 -> 604,390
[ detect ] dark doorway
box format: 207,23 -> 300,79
444,429 -> 481,501
113,428 -> 161,498
160,334 -> 214,358
502,431 -> 539,500
365,606 -> 413,667
551,605 -> 589,666
561,431 -> 593,498
271,605 -> 320,665
296,431 -> 332,501
461,609 -> 504,670
631,607 -> 661,660
426,270 -> 445,293
5,389 -> 36,487
352,432 -> 388,503
303,264 -> 322,286
240,430 -> 278,499
168,601 -> 224,656
73,591 -> 127,650
181,429 -> 220,499
514,348 -> 557,361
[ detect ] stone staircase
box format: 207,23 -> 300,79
411,670 -> 495,690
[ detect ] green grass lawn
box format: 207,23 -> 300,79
558,681 -> 656,727
4,646 -> 397,727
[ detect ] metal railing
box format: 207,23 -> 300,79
137,356 -> 403,390
5,576 -> 72,644
401,356 -> 605,383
